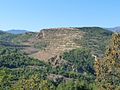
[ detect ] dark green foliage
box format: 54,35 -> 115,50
0,47 -> 97,90
12,32 -> 37,44
63,48 -> 95,74
74,27 -> 113,55
0,31 -> 16,42
0,28 -> 117,90
0,48 -> 48,68
11,74 -> 56,90
0,48 -> 52,89
56,80 -> 98,90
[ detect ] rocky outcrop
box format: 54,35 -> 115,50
48,55 -> 67,67
36,30 -> 45,39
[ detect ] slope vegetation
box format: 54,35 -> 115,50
11,27 -> 113,63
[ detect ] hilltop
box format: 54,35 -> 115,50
12,27 -> 113,63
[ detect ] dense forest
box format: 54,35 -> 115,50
0,28 -> 120,90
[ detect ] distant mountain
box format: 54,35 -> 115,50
6,29 -> 30,34
0,30 -> 6,34
107,26 -> 120,32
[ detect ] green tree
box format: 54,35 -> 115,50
11,74 -> 55,90
56,80 -> 90,90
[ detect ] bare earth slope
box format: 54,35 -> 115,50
30,28 -> 84,62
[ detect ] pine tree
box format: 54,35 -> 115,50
94,33 -> 120,90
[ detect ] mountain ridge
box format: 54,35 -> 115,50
6,29 -> 31,34
106,26 -> 120,32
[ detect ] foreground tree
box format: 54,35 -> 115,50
94,33 -> 120,90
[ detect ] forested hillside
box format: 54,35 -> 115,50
0,27 -> 120,90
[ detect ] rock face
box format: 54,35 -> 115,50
48,55 -> 69,67
36,30 -> 45,39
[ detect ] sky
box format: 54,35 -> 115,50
0,0 -> 120,31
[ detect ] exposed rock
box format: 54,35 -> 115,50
48,55 -> 68,67
36,30 -> 44,39
32,28 -> 84,63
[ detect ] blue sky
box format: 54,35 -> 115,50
0,0 -> 120,31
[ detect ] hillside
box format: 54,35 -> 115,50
0,31 -> 17,48
31,28 -> 84,61
0,30 -> 5,34
12,27 -> 113,63
75,27 -> 113,56
1,27 -> 113,70
1,27 -> 118,90
0,31 -> 16,41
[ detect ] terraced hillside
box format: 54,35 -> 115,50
31,28 -> 84,61
12,27 -> 113,64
